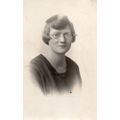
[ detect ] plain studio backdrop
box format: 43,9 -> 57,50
23,0 -> 96,120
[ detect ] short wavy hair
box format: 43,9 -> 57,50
42,15 -> 76,45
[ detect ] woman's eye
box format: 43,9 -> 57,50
54,33 -> 60,37
51,33 -> 72,39
65,33 -> 70,36
64,33 -> 72,38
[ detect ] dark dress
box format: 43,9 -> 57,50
30,54 -> 82,95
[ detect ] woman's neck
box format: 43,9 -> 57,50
43,49 -> 67,73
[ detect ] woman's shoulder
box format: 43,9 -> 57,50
30,54 -> 53,73
30,54 -> 49,71
31,54 -> 49,67
31,54 -> 44,64
66,56 -> 82,85
66,56 -> 79,68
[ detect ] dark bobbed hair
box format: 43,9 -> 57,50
42,15 -> 76,45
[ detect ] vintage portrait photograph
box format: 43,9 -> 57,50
23,0 -> 96,120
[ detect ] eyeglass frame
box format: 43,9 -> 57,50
49,32 -> 77,40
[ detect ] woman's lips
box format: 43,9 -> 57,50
58,44 -> 66,47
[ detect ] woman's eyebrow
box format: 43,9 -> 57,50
51,32 -> 60,34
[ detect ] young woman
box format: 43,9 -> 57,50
30,14 -> 82,95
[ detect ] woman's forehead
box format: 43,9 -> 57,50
50,27 -> 71,33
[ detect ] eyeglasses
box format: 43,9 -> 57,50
50,32 -> 75,39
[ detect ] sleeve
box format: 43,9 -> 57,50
30,62 -> 47,94
77,66 -> 82,87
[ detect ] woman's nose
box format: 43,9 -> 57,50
59,34 -> 65,42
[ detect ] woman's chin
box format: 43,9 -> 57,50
55,49 -> 69,54
51,47 -> 70,55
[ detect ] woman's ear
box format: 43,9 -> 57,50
72,34 -> 76,42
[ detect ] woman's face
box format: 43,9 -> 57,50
49,26 -> 73,55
